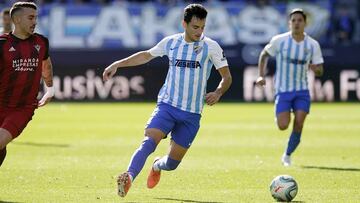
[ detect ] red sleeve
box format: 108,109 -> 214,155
43,36 -> 49,60
36,34 -> 50,60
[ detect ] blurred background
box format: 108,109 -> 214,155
1,0 -> 359,102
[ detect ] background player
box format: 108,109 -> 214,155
1,8 -> 12,33
256,8 -> 324,166
103,3 -> 232,197
0,2 -> 54,167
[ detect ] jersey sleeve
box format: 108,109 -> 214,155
264,36 -> 278,57
148,37 -> 170,57
43,37 -> 50,60
311,41 -> 324,65
209,41 -> 228,69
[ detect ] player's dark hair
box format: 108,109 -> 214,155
183,4 -> 207,23
10,2 -> 37,19
289,8 -> 306,22
2,8 -> 10,16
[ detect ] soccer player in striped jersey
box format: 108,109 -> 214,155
0,2 -> 54,167
256,8 -> 324,166
103,4 -> 232,197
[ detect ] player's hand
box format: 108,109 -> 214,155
309,64 -> 317,72
205,91 -> 222,106
38,85 -> 54,107
309,64 -> 323,76
255,76 -> 266,87
103,64 -> 118,82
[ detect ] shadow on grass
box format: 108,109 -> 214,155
155,197 -> 225,203
301,165 -> 360,172
12,141 -> 69,148
0,201 -> 22,203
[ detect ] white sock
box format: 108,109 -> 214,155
153,160 -> 161,172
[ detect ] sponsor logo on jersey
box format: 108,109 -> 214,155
175,59 -> 201,69
12,58 -> 39,71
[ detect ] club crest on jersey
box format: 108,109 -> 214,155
34,44 -> 41,52
193,45 -> 203,54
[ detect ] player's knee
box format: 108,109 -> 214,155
145,129 -> 164,145
166,157 -> 181,171
278,122 -> 289,130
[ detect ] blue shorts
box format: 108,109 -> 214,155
146,102 -> 201,149
275,90 -> 311,115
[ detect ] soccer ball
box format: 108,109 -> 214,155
270,175 -> 298,202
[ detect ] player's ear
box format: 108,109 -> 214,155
288,19 -> 291,29
182,20 -> 187,29
11,13 -> 20,24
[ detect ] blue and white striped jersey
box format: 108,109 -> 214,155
149,33 -> 228,114
265,32 -> 324,94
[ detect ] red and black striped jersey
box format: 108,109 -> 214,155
0,32 -> 49,108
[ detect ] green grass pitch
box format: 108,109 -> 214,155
0,103 -> 359,202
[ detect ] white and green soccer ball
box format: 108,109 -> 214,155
270,175 -> 298,202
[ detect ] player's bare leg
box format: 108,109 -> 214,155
145,128 -> 166,144
148,140 -> 187,189
276,111 -> 291,131
0,128 -> 12,149
0,129 -> 12,167
276,112 -> 291,166
293,110 -> 307,133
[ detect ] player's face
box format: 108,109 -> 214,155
17,8 -> 37,35
289,13 -> 306,34
183,16 -> 206,42
2,13 -> 11,26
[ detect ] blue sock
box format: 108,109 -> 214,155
286,131 -> 301,156
153,155 -> 180,171
127,137 -> 156,180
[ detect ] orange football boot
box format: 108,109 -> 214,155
147,157 -> 161,189
117,172 -> 132,197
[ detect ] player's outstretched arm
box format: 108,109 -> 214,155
103,51 -> 156,82
256,49 -> 270,87
205,66 -> 232,106
38,57 -> 54,107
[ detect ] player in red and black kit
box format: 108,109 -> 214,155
0,2 -> 54,167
